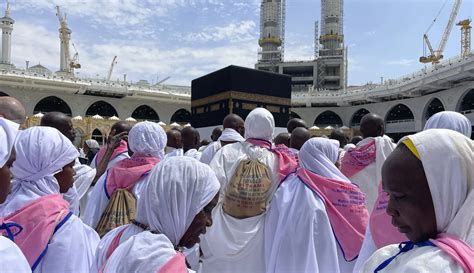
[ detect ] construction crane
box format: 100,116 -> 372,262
106,56 -> 117,81
456,19 -> 471,58
420,0 -> 461,64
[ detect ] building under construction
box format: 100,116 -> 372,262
255,0 -> 346,91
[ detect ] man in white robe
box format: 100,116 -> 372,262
181,126 -> 202,160
362,129 -> 473,272
0,127 -> 99,273
200,108 -> 284,273
200,114 -> 245,165
265,138 -> 368,273
165,128 -> 184,158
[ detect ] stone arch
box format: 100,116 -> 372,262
423,97 -> 445,122
91,128 -> 105,145
314,110 -> 343,128
131,105 -> 160,122
385,103 -> 415,123
170,108 -> 191,125
350,108 -> 370,127
34,96 -> 72,116
289,111 -> 301,119
457,89 -> 474,113
86,101 -> 118,118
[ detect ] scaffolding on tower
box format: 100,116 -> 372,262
457,19 -> 471,58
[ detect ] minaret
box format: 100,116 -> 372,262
320,0 -> 344,57
257,0 -> 284,70
0,1 -> 14,65
56,6 -> 71,73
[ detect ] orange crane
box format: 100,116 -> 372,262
420,0 -> 461,64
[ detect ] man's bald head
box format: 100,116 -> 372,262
110,121 -> 132,136
0,97 -> 26,124
181,126 -> 200,152
166,128 -> 182,149
274,132 -> 290,147
40,112 -> 76,142
360,113 -> 384,138
223,114 -> 245,136
290,127 -> 311,150
287,118 -> 308,133
329,129 -> 348,148
211,127 -> 223,141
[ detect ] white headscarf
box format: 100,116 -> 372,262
424,111 -> 472,137
0,127 -> 79,216
85,139 -> 100,149
128,121 -> 167,159
402,129 -> 473,245
135,156 -> 220,246
299,137 -> 350,182
218,128 -> 245,142
244,108 -> 275,141
0,118 -> 19,167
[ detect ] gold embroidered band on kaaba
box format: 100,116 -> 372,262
191,91 -> 291,108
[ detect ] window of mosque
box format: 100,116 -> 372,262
34,96 -> 72,116
424,98 -> 445,121
350,108 -> 370,127
459,89 -> 474,113
131,105 -> 159,122
314,110 -> 343,127
386,104 -> 414,122
86,101 -> 118,118
170,108 -> 191,125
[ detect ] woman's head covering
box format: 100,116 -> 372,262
401,129 -> 473,245
128,121 -> 167,159
11,126 -> 79,195
135,156 -> 220,246
244,108 -> 275,141
299,137 -> 350,182
0,118 -> 19,167
85,139 -> 100,149
424,111 -> 472,137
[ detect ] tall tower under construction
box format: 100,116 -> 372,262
257,0 -> 284,72
256,0 -> 346,91
0,1 -> 14,66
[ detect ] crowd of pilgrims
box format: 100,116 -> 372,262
0,95 -> 472,273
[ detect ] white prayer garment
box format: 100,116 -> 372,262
0,118 -> 30,273
424,111 -> 472,137
101,157 -> 220,273
165,147 -> 184,158
200,108 -> 280,273
341,135 -> 395,212
0,127 -> 99,273
362,129 -> 473,273
355,110 -> 474,272
184,148 -> 202,161
200,128 -> 245,165
265,138 -> 364,273
0,117 -> 18,168
0,236 -> 31,273
82,121 -> 166,229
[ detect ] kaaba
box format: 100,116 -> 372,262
191,65 -> 292,128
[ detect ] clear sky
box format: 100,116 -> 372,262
6,0 -> 474,86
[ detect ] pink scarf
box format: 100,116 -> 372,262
95,140 -> 129,166
157,252 -> 187,273
297,168 -> 369,261
340,139 -> 376,178
2,194 -> 71,270
246,139 -> 298,182
430,233 -> 474,272
105,156 -> 161,198
369,184 -> 407,248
